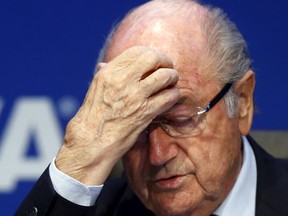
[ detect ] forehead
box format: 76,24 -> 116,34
175,73 -> 219,107
105,7 -> 220,103
106,3 -> 206,62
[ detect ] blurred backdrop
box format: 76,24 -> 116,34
0,0 -> 287,215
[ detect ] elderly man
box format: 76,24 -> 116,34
16,0 -> 288,216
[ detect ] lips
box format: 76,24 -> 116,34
153,174 -> 187,189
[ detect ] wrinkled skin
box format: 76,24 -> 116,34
56,46 -> 180,185
56,1 -> 255,216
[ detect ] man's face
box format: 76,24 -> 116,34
107,14 -> 244,216
122,71 -> 243,215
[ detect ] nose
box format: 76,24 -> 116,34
148,125 -> 179,166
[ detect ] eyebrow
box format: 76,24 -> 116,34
158,97 -> 195,118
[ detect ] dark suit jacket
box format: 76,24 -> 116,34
15,136 -> 288,216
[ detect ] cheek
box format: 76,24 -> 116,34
184,107 -> 242,193
122,141 -> 146,182
123,132 -> 147,170
205,103 -> 242,161
122,138 -> 151,203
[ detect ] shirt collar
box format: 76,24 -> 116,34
213,136 -> 257,216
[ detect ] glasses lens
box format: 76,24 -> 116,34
159,106 -> 207,137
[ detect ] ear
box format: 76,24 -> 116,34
235,70 -> 255,135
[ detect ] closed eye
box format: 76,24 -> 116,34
165,116 -> 196,127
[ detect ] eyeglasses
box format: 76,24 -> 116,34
148,82 -> 233,138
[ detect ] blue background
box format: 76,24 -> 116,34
0,0 -> 287,215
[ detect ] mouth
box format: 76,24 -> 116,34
153,174 -> 187,190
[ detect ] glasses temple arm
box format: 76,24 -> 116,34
202,82 -> 233,113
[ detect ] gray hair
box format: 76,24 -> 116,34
201,5 -> 252,117
97,0 -> 252,118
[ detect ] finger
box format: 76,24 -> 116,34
134,47 -> 174,80
140,68 -> 179,97
146,86 -> 180,118
108,46 -> 174,81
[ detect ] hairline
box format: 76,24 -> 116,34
96,0 -> 253,117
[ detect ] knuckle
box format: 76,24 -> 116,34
96,68 -> 115,87
158,68 -> 177,84
143,49 -> 161,67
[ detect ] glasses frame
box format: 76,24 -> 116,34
149,82 -> 233,137
197,82 -> 233,115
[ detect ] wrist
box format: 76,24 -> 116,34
55,145 -> 118,185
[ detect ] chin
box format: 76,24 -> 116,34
145,192 -> 200,216
151,204 -> 193,216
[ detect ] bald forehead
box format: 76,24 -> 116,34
105,0 -> 209,62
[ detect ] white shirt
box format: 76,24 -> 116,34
213,136 -> 257,216
49,136 -> 257,215
49,159 -> 103,206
